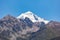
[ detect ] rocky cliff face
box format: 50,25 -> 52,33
0,15 -> 46,40
0,14 -> 60,40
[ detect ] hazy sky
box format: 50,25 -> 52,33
0,0 -> 60,21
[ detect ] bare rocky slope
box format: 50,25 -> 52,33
0,15 -> 60,40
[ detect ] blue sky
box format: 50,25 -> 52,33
0,0 -> 60,21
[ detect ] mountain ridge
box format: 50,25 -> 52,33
0,11 -> 60,40
17,11 -> 49,24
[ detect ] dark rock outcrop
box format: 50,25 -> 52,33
0,15 -> 60,40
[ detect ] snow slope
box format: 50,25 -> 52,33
17,11 -> 49,24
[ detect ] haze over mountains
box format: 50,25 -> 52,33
0,11 -> 60,40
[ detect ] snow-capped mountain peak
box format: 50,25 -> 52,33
17,11 -> 49,24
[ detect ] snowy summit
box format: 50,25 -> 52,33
17,11 -> 49,24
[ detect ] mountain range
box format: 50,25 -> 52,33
0,11 -> 60,40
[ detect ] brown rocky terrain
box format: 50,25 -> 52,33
0,15 -> 60,40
